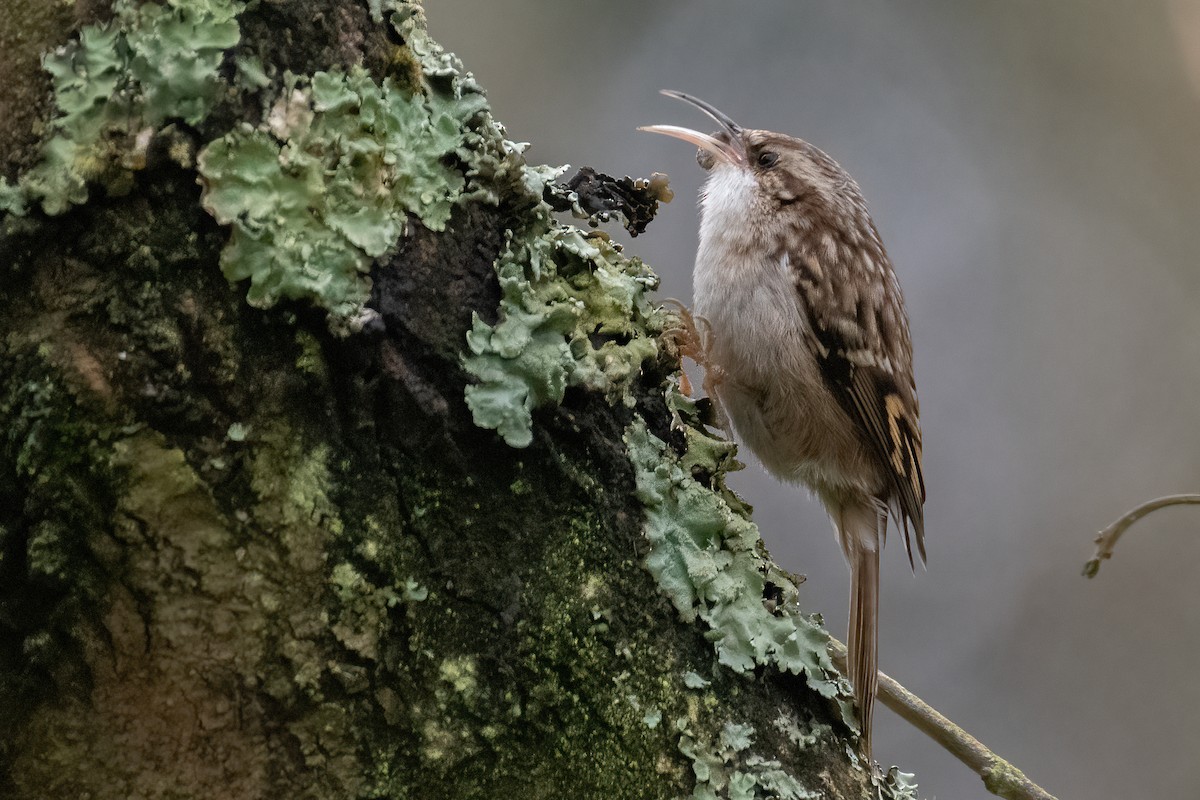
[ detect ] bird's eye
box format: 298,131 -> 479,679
757,151 -> 779,168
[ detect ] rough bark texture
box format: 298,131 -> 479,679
0,2 -> 912,798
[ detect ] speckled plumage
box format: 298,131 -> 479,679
643,93 -> 925,759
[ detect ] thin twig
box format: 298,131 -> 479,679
1082,493 -> 1200,578
828,639 -> 1059,800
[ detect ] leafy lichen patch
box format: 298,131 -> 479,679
192,0 -> 521,319
198,65 -> 483,315
2,0 -> 242,216
463,209 -> 663,448
677,719 -> 819,800
624,417 -> 853,721
882,768 -> 921,800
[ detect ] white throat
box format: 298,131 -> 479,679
698,164 -> 759,246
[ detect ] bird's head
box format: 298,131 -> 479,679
640,90 -> 865,223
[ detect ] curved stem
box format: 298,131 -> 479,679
828,639 -> 1059,800
1082,493 -> 1200,578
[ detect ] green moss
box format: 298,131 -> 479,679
374,461 -> 703,796
0,369 -> 118,740
294,330 -> 327,378
438,655 -> 479,697
248,425 -> 342,538
328,561 -> 425,662
8,0 -> 242,216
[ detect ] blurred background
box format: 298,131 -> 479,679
426,2 -> 1200,796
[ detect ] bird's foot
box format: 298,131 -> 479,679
660,299 -> 730,435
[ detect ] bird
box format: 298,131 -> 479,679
640,90 -> 925,759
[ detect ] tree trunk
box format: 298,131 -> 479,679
0,2 -> 916,798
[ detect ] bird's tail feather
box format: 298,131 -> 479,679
835,500 -> 884,761
848,541 -> 879,761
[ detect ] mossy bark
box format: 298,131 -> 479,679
0,3 -> 880,798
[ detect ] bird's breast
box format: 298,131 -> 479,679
692,201 -> 875,492
694,166 -> 805,387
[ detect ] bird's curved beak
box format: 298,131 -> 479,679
638,90 -> 747,167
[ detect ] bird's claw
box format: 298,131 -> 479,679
661,299 -> 730,435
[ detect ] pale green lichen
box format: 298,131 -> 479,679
622,398 -> 877,793
389,3 -> 526,207
196,1 -> 519,318
6,0 -> 518,326
624,416 -> 853,724
719,722 -> 755,753
619,412 -> 864,738
772,712 -> 830,750
678,719 -> 818,800
882,768 -> 920,800
438,656 -> 478,697
402,577 -> 428,602
125,0 -> 242,126
327,559 -> 426,666
0,178 -> 25,215
197,66 -> 482,315
7,0 -> 241,216
463,192 -> 662,447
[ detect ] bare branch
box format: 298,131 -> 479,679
1082,493 -> 1200,578
828,639 -> 1060,800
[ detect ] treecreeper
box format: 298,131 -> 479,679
641,90 -> 926,760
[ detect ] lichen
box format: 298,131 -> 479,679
463,210 -> 663,447
125,0 -> 242,126
624,415 -> 855,727
677,719 -> 819,800
327,561 -> 418,661
772,712 -> 830,750
188,0 -> 522,319
437,655 -> 479,697
4,0 -> 521,327
197,64 -> 487,315
247,424 -> 343,541
882,768 -> 920,800
6,0 -> 242,216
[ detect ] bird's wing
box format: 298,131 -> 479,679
789,248 -> 926,564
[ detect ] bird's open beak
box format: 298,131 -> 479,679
638,90 -> 747,167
